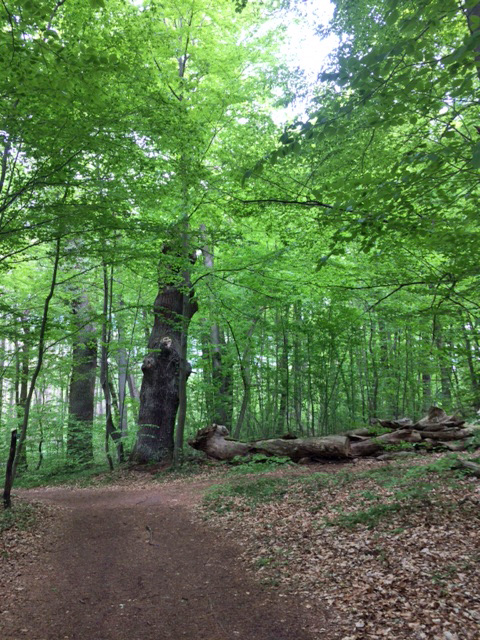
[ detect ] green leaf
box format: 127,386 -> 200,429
472,143 -> 480,169
469,14 -> 480,29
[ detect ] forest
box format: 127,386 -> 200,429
2,0 -> 480,482
1,1 -> 480,639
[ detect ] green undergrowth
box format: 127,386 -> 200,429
203,454 -> 480,528
0,501 -> 36,533
227,454 -> 293,475
155,452 -> 293,483
204,475 -> 292,513
328,482 -> 439,529
13,460 -> 112,488
153,459 -> 226,482
13,456 -> 226,489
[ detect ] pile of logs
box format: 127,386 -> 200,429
188,407 -> 480,464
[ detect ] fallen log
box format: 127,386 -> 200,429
440,441 -> 471,452
344,428 -> 375,438
413,406 -> 465,430
378,418 -> 414,430
377,451 -> 418,461
350,429 -> 423,457
251,435 -> 351,461
189,425 -> 250,461
188,406 -> 480,464
419,428 -> 474,441
453,459 -> 480,478
188,425 -> 351,462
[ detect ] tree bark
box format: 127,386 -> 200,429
189,424 -> 351,462
132,246 -> 197,464
3,430 -> 17,509
433,315 -> 451,405
199,227 -> 233,428
189,407 -> 479,464
466,1 -> 480,78
230,315 -> 261,440
15,327 -> 30,471
116,316 -> 129,440
67,291 -> 97,463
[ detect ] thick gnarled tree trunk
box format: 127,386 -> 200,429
132,250 -> 197,464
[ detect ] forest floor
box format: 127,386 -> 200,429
0,467 -> 325,640
0,455 -> 480,640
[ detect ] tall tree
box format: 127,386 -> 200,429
132,246 -> 198,463
66,291 -> 97,464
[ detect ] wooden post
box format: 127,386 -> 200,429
3,430 -> 17,509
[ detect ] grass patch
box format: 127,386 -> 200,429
203,455 -> 475,527
204,475 -> 290,513
227,454 -> 293,475
153,459 -> 223,482
328,501 -> 406,529
0,502 -> 36,533
14,460 -> 112,488
328,484 -> 437,530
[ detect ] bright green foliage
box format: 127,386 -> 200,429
1,0 -> 480,480
204,475 -> 291,512
228,453 -> 293,474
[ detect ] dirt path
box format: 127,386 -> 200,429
1,481 -> 325,640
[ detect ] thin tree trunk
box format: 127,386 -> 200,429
15,328 -> 30,471
199,227 -> 233,428
3,430 -> 17,509
100,264 -> 122,468
117,317 -> 129,441
422,373 -> 432,412
349,339 -> 356,423
463,321 -> 480,409
35,387 -> 45,471
278,308 -> 290,434
174,289 -> 190,461
292,302 -> 303,434
433,315 -> 451,405
174,219 -> 195,461
402,327 -> 410,416
0,338 -> 5,435
231,315 -> 261,440
127,374 -> 140,401
3,238 -> 61,508
307,331 -> 315,436
368,315 -> 379,418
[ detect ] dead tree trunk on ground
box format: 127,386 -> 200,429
189,407 -> 479,464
